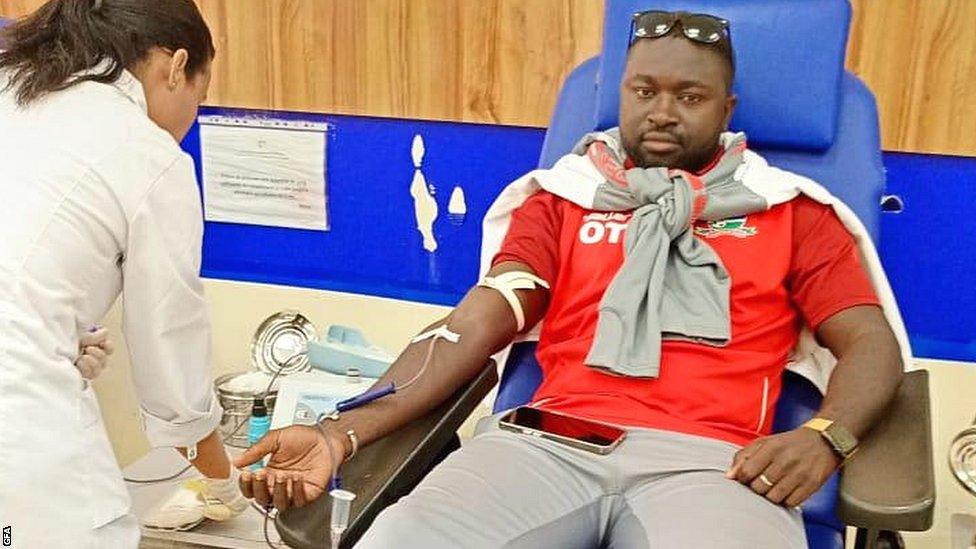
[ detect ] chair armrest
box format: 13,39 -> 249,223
837,369 -> 935,532
274,362 -> 499,549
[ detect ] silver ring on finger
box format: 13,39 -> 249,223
758,474 -> 775,488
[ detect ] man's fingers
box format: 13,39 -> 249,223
764,470 -> 802,504
272,474 -> 290,512
234,431 -> 277,468
727,439 -> 765,479
239,470 -> 254,499
726,453 -> 745,479
749,473 -> 775,495
749,460 -> 787,495
784,483 -> 815,508
302,478 -> 326,506
253,470 -> 272,507
735,443 -> 775,484
292,475 -> 309,508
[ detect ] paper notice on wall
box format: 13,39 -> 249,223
199,115 -> 329,231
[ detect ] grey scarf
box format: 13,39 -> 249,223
578,130 -> 768,378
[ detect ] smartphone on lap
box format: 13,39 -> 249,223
498,406 -> 626,455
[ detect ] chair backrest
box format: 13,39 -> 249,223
597,0 -> 849,152
494,1 -> 883,547
538,0 -> 883,240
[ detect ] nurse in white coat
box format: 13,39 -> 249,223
0,0 -> 246,545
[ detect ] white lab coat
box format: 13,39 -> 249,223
0,68 -> 222,546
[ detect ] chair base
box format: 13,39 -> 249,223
854,528 -> 905,549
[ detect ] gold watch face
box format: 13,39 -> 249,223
824,424 -> 858,457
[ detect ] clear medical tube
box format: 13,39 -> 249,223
329,488 -> 356,549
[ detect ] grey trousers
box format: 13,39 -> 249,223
357,416 -> 806,548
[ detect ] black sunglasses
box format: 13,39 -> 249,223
630,10 -> 730,45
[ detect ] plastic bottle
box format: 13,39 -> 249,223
248,396 -> 271,471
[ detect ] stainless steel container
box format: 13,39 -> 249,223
215,372 -> 278,448
216,311 -> 317,447
251,311 -> 316,376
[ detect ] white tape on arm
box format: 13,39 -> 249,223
411,324 -> 462,344
478,271 -> 550,331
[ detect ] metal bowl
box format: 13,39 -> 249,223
949,424 -> 976,496
215,372 -> 278,448
250,311 -> 316,376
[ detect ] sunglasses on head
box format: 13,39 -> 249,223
630,10 -> 730,45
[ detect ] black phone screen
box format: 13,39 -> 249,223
504,407 -> 625,447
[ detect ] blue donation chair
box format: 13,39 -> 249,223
275,2 -> 933,548
496,1 -> 933,548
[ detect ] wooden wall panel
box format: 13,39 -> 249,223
847,0 -> 976,157
1,0 -> 974,156
196,0 -> 605,126
0,0 -> 40,15
0,0 -> 604,125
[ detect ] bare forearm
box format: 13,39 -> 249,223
817,307 -> 904,438
320,262 -> 548,455
728,307 -> 904,507
319,306 -> 508,451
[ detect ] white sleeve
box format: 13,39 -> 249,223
121,153 -> 223,448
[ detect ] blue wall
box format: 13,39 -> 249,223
182,107 -> 976,363
880,152 -> 976,362
183,107 -> 544,306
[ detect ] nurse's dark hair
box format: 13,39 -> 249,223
0,0 -> 214,106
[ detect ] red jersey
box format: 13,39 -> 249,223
493,189 -> 879,447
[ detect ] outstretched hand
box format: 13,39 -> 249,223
234,425 -> 343,512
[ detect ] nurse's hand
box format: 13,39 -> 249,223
234,425 -> 341,512
74,326 -> 115,380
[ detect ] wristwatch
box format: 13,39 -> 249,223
803,418 -> 859,462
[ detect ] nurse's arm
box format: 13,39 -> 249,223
175,430 -> 230,478
121,155 -> 225,470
